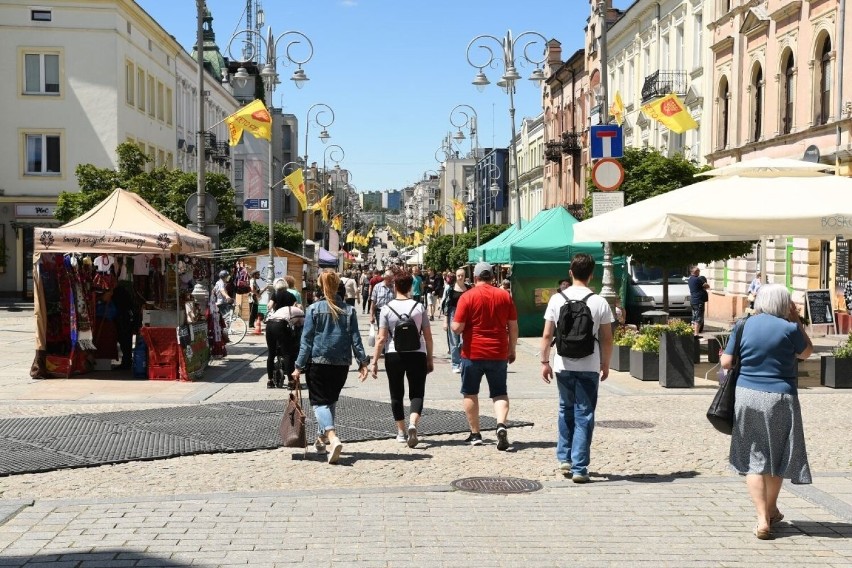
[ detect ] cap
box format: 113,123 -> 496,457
473,261 -> 493,279
218,270 -> 229,278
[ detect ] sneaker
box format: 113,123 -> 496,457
496,426 -> 509,451
452,366 -> 461,374
314,439 -> 328,455
266,380 -> 275,389
558,462 -> 572,473
327,440 -> 343,464
572,473 -> 590,484
407,426 -> 418,448
465,432 -> 483,446
395,431 -> 408,443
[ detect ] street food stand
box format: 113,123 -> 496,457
234,247 -> 313,319
30,188 -> 214,381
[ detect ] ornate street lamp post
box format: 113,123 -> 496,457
302,103 -> 334,255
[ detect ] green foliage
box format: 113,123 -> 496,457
585,147 -> 755,268
422,224 -> 510,271
220,221 -> 304,254
424,235 -> 454,271
665,318 -> 695,337
631,332 -> 660,353
632,319 -> 694,351
833,332 -> 852,358
56,143 -> 239,235
613,325 -> 638,347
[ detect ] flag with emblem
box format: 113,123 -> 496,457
331,215 -> 343,232
641,93 -> 698,134
284,168 -> 307,211
452,199 -> 466,221
225,99 -> 273,146
610,90 -> 625,126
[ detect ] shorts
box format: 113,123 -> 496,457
691,303 -> 705,324
460,358 -> 508,398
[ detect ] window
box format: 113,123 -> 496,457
693,14 -> 703,68
125,61 -> 134,105
165,87 -> 173,125
781,53 -> 795,134
136,68 -> 145,111
661,35 -> 670,67
25,133 -> 60,174
31,9 -> 51,21
235,159 -> 244,181
147,145 -> 156,171
718,77 -> 730,150
157,149 -> 165,167
752,65 -> 763,141
166,152 -> 173,169
147,75 -> 155,117
675,26 -> 684,70
818,38 -> 832,126
156,81 -> 164,121
644,47 -> 651,76
23,52 -> 59,94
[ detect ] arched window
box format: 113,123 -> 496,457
718,77 -> 729,150
818,37 -> 832,125
781,52 -> 795,134
752,65 -> 763,141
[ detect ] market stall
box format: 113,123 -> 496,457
30,188 -> 214,381
234,247 -> 313,319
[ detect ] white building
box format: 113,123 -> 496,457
510,113 -> 545,223
0,0 -> 237,297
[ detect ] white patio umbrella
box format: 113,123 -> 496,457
572,158 -> 852,244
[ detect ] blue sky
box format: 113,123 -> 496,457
137,0 -> 632,192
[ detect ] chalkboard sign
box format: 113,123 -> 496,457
805,289 -> 835,327
836,238 -> 849,290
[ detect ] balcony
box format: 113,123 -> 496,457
561,131 -> 582,154
216,142 -> 230,158
204,132 -> 218,155
544,141 -> 562,163
640,70 -> 688,103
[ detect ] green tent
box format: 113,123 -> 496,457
466,222 -> 523,263
467,207 -> 627,336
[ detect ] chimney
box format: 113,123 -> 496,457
546,39 -> 563,72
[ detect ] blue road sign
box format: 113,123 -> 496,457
589,125 -> 624,159
243,198 -> 269,209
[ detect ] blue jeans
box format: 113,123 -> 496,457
447,309 -> 461,368
313,403 -> 337,434
555,371 -> 600,476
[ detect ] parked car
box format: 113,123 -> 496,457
625,259 -> 692,324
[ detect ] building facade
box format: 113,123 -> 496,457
510,113 -> 545,223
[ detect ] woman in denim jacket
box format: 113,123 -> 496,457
292,269 -> 369,464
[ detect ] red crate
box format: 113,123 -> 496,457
148,362 -> 178,381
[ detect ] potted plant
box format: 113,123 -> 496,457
659,319 -> 695,388
611,325 -> 638,371
821,332 -> 852,388
629,325 -> 664,381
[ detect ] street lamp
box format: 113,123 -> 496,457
322,144 -> 344,249
449,104 -> 479,157
302,103 -> 335,255
466,30 -> 547,229
227,26 -> 314,281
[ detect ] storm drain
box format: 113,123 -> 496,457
451,476 -> 543,495
597,420 -> 655,429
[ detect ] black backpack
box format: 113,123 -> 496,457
554,291 -> 596,358
386,301 -> 422,352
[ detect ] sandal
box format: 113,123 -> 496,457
753,525 -> 771,540
769,510 -> 784,525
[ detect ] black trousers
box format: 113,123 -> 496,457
384,352 -> 427,421
248,301 -> 259,327
265,321 -> 298,380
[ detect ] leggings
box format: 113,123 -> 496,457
265,320 -> 297,380
384,352 -> 427,421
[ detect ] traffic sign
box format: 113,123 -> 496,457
185,193 -> 218,222
589,125 -> 624,159
592,191 -> 625,216
591,158 -> 625,191
243,198 -> 269,210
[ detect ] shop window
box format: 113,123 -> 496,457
23,52 -> 60,95
25,133 -> 61,175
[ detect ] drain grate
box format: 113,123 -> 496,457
451,476 -> 543,494
597,420 -> 654,429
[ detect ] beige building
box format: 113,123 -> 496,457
510,113 -> 545,223
0,1 -> 237,298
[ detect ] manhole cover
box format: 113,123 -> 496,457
451,476 -> 543,494
597,420 -> 654,429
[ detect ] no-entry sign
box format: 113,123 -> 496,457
591,158 -> 625,191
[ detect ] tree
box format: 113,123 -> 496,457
220,221 -> 304,253
425,224 -> 510,271
586,147 -> 754,308
423,235 -> 453,270
56,143 -> 239,234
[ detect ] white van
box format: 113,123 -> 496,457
625,259 -> 692,324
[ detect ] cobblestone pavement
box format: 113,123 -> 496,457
1,308 -> 852,565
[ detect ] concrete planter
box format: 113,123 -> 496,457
610,345 -> 631,372
820,356 -> 852,388
659,333 -> 695,388
629,349 -> 659,381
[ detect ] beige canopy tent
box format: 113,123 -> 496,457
32,188 -> 212,356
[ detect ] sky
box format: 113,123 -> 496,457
137,0 -> 633,192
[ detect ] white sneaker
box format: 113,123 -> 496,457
452,366 -> 461,374
407,426 -> 418,448
395,432 -> 407,443
327,440 -> 343,464
314,438 -> 327,455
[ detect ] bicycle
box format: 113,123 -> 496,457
221,306 -> 248,345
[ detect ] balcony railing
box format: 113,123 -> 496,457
544,141 -> 562,163
561,131 -> 582,154
204,132 -> 218,155
640,70 -> 688,103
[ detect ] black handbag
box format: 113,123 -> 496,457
706,318 -> 746,434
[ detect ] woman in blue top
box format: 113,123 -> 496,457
721,283 -> 813,540
292,269 -> 369,464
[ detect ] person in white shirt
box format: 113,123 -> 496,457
539,254 -> 613,484
342,270 -> 359,307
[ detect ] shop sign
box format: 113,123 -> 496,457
15,204 -> 56,218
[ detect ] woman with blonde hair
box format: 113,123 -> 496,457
721,283 -> 813,540
292,269 -> 369,464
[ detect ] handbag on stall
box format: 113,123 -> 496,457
279,380 -> 306,448
706,318 -> 746,434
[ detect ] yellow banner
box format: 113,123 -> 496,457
345,230 -> 355,243
413,231 -> 423,246
284,168 -> 307,211
225,99 -> 272,146
433,214 -> 446,232
331,215 -> 343,232
610,90 -> 625,127
641,93 -> 698,134
452,199 -> 466,221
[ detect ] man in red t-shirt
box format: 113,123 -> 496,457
367,269 -> 383,315
451,261 -> 519,450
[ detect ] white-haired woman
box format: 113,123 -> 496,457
721,283 -> 813,540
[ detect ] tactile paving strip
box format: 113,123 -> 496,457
0,397 -> 533,476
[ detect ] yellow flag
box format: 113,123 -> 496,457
367,226 -> 374,239
641,93 -> 698,134
331,215 -> 343,232
284,168 -> 307,211
224,99 -> 272,146
433,214 -> 446,232
345,230 -> 355,243
610,91 -> 625,126
423,224 -> 432,237
413,231 -> 423,246
309,194 -> 332,221
452,199 -> 466,221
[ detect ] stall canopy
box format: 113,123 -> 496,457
318,247 -> 338,267
488,207 -> 603,264
467,223 -> 523,263
34,188 -> 211,255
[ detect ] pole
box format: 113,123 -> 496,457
195,0 -> 206,236
597,0 -> 617,313
266,79 -> 275,282
508,85 -> 522,228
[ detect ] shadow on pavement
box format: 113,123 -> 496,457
594,470 -> 701,483
772,521 -> 852,539
0,551 -> 190,566
292,451 -> 433,466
